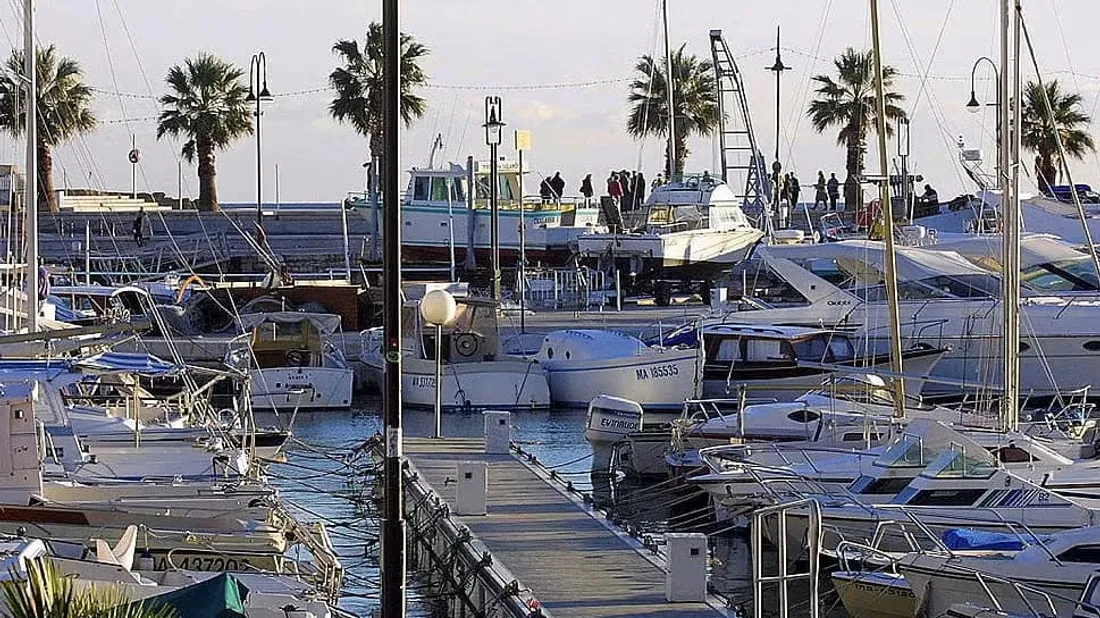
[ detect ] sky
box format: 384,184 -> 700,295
3,0 -> 1100,203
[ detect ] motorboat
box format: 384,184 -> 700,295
720,240 -> 1100,400
231,312 -> 354,411
534,329 -> 699,410
347,160 -> 600,266
697,322 -> 947,401
575,176 -> 764,303
361,293 -> 550,410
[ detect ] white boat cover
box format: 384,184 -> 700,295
762,240 -> 989,281
238,311 -> 342,334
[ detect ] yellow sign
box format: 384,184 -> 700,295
514,129 -> 532,152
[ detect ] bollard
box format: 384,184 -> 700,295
483,410 -> 510,454
455,461 -> 487,516
665,533 -> 708,602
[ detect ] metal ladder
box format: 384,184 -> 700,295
751,498 -> 821,618
709,30 -> 769,216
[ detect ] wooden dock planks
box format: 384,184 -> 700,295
404,437 -> 726,618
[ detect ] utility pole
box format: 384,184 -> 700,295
484,97 -> 505,301
380,0 -> 406,614
661,0 -> 676,181
767,27 -> 790,232
24,0 -> 38,333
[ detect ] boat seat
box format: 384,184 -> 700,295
94,524 -> 137,571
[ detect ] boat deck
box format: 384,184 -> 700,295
403,437 -> 726,618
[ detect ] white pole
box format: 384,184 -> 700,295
84,221 -> 91,284
130,134 -> 136,199
340,194 -> 352,283
274,163 -> 281,219
177,160 -> 182,208
433,323 -> 443,439
446,179 -> 456,282
24,0 -> 38,333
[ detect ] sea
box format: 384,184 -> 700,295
268,400 -> 841,618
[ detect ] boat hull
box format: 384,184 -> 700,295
543,348 -> 699,409
400,357 -> 550,410
249,367 -> 354,411
576,229 -> 763,278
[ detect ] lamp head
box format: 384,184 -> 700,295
966,91 -> 981,113
420,289 -> 457,326
259,83 -> 273,101
246,90 -> 256,103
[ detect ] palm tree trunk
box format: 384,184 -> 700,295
197,138 -> 218,212
675,131 -> 689,180
844,138 -> 863,213
1039,152 -> 1059,194
37,143 -> 58,213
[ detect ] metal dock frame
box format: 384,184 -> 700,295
751,498 -> 821,618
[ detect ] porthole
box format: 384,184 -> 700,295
565,351 -> 571,360
546,347 -> 554,359
1084,341 -> 1100,352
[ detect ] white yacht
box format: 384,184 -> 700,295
231,312 -> 354,411
361,295 -> 550,410
722,240 -> 1100,400
575,177 -> 764,303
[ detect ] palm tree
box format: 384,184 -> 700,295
1021,79 -> 1094,194
807,48 -> 906,210
0,558 -> 176,618
329,22 -> 429,169
156,53 -> 252,212
626,45 -> 720,180
0,45 -> 96,213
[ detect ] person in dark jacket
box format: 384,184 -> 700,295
608,172 -> 623,205
789,174 -> 801,209
549,171 -> 565,202
580,174 -> 594,204
620,170 -> 634,210
814,171 -> 828,210
539,177 -> 553,203
827,173 -> 841,211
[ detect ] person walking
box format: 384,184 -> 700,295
813,171 -> 828,210
580,174 -> 594,205
132,207 -> 147,247
827,172 -> 840,211
789,174 -> 801,210
633,171 -> 646,208
619,170 -> 634,210
549,171 -> 565,202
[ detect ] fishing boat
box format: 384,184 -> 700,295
361,295 -> 550,410
231,312 -> 354,411
347,160 -> 600,267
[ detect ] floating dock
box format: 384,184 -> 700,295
397,436 -> 729,618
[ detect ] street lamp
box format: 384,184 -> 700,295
420,289 -> 456,439
483,96 -> 505,301
967,56 -> 1000,176
247,52 -> 273,226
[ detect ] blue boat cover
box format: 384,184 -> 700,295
75,351 -> 181,376
942,528 -> 1041,551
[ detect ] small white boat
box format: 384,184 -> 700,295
232,312 -> 354,411
362,295 -> 550,410
534,329 -> 698,409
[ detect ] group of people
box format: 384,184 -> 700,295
772,171 -> 842,212
604,170 -> 649,210
539,172 -> 566,203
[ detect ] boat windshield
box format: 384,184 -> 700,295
646,204 -> 708,232
875,433 -> 932,468
1021,257 -> 1100,293
920,447 -> 997,480
854,274 -> 1000,302
412,176 -> 466,202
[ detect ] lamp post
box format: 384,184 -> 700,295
483,97 -> 505,301
767,27 -> 789,233
967,56 -> 1001,178
897,117 -> 911,222
247,52 -> 272,226
420,289 -> 457,439
514,129 -> 531,333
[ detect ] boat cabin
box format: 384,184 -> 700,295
238,312 -> 342,370
629,177 -> 754,234
407,297 -> 504,365
702,324 -> 856,380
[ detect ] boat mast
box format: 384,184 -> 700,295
662,0 -> 676,181
868,0 -> 905,417
23,0 -> 38,333
1001,0 -> 1021,431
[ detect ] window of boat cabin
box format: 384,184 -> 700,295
1056,544 -> 1100,563
848,474 -> 914,495
413,176 -> 430,201
875,433 -> 931,469
1021,257 -> 1100,293
474,174 -> 515,201
710,337 -> 743,362
430,177 -> 462,202
792,334 -> 855,363
743,337 -> 792,362
920,448 -> 997,480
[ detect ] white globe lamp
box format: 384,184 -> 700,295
420,289 -> 457,326
420,289 -> 456,439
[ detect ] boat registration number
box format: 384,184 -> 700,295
636,364 -> 679,381
153,555 -> 255,571
411,376 -> 435,388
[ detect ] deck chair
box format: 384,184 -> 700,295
94,524 -> 138,571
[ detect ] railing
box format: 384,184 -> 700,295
519,266 -> 607,311
752,498 -> 821,618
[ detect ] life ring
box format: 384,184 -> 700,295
454,333 -> 480,358
285,349 -> 306,367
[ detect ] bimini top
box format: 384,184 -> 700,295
238,311 -> 343,335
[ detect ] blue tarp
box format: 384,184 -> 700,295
75,351 -> 181,376
942,528 -> 1046,551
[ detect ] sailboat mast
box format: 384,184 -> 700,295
868,0 -> 906,417
1001,0 -> 1021,430
23,0 -> 38,333
662,0 -> 676,181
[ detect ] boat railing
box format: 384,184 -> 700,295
751,498 -> 821,618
